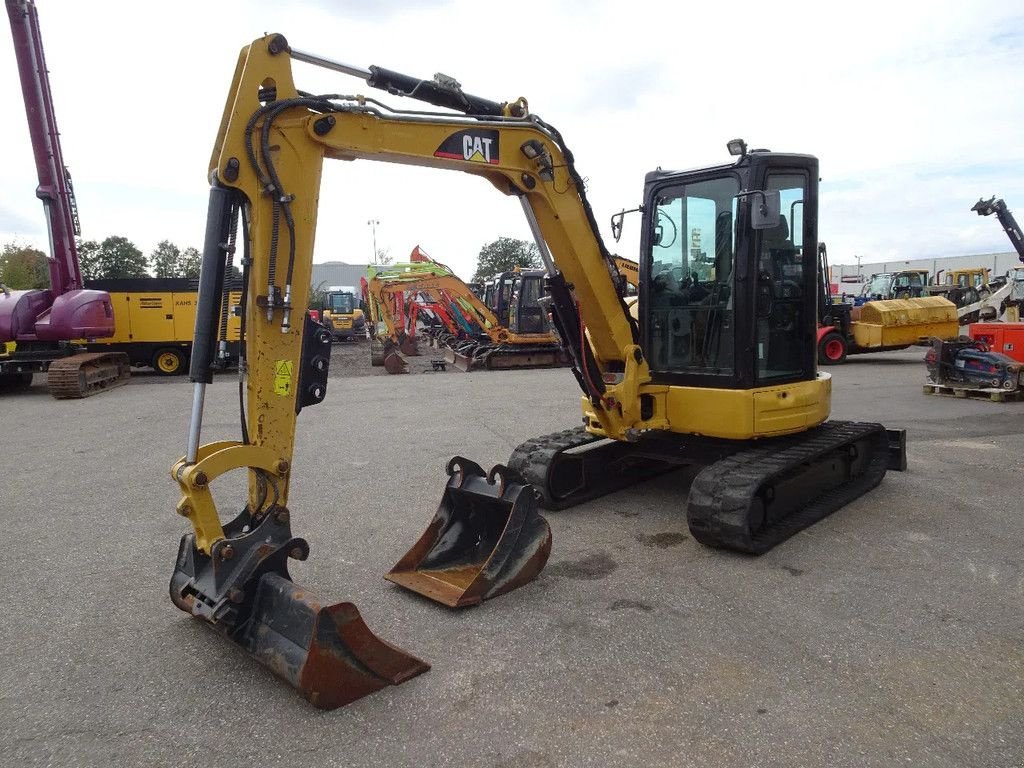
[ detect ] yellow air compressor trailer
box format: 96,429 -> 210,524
82,279 -> 241,375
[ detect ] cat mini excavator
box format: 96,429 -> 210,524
171,34 -> 907,709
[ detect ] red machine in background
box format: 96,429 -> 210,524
970,323 -> 1024,364
1,0 -> 128,397
967,197 -> 1024,364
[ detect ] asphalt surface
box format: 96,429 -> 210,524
2,348 -> 1022,768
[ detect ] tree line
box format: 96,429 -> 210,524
0,236 -> 202,290
471,237 -> 541,282
3,234 -> 542,293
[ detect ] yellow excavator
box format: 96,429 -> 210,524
170,35 -> 907,709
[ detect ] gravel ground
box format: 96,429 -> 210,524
1,348 -> 1021,768
329,335 -> 461,377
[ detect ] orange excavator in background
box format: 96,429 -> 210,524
366,257 -> 567,372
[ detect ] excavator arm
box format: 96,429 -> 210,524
371,272 -> 555,346
972,197 -> 1024,262
197,35 -> 640,443
171,33 -> 638,707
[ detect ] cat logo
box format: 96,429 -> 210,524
433,129 -> 499,165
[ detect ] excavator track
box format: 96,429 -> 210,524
508,426 -> 675,509
46,351 -> 130,399
686,421 -> 891,554
510,421 -> 901,555
446,342 -> 568,372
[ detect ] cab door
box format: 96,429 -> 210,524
753,170 -> 816,385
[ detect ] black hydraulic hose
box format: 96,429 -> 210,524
190,186 -> 235,384
218,204 -> 240,349
237,204 -> 251,445
533,116 -> 640,344
246,95 -> 341,321
545,273 -> 605,400
260,106 -> 296,288
243,96 -> 333,289
365,65 -> 509,117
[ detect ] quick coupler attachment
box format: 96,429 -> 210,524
170,507 -> 429,709
385,457 -> 552,608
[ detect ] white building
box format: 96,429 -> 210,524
830,250 -> 1019,293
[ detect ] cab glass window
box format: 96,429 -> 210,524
755,173 -> 808,382
329,293 -> 354,313
647,175 -> 738,376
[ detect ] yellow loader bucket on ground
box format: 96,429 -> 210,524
170,509 -> 429,709
386,457 -> 552,607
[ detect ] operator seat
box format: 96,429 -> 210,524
761,215 -> 793,258
758,214 -> 803,375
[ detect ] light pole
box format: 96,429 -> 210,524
368,219 -> 379,264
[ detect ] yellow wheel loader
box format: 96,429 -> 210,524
169,35 -> 907,709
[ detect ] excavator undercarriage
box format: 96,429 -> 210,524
45,350 -> 130,398
510,421 -> 904,554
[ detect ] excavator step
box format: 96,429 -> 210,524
386,457 -> 551,607
46,351 -> 130,399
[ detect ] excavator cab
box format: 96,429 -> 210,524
484,272 -> 516,326
508,270 -> 549,335
640,151 -> 817,387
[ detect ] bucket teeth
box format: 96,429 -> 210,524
170,510 -> 428,709
385,456 -> 552,607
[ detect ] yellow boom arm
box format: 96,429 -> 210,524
175,34 -> 642,553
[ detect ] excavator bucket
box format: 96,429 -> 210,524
399,334 -> 419,356
386,457 -> 552,607
383,349 -> 408,374
170,509 -> 429,709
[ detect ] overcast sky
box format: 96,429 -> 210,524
3,0 -> 1022,280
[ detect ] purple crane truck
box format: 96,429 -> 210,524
1,0 -> 128,397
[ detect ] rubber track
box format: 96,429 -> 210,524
47,352 -> 130,399
508,426 -> 672,510
509,427 -> 600,508
449,341 -> 568,370
686,420 -> 890,554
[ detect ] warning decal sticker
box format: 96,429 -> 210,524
273,360 -> 294,396
433,129 -> 500,164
